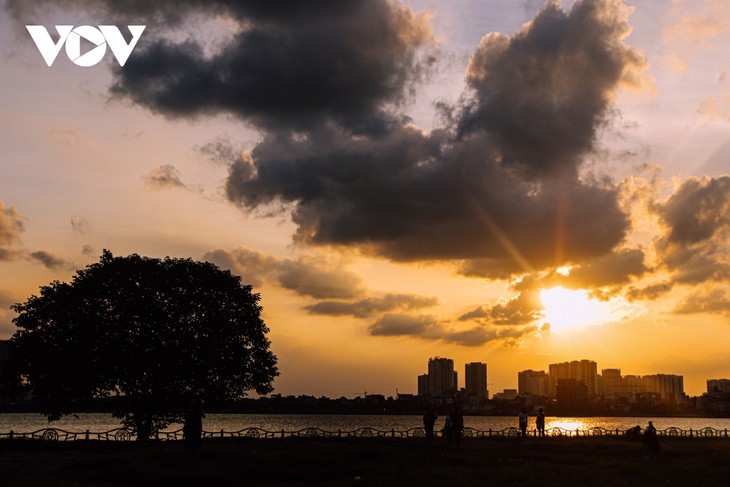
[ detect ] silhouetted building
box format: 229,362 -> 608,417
465,362 -> 488,399
642,374 -> 684,402
556,378 -> 587,408
622,374 -> 645,397
707,379 -> 730,394
549,360 -> 598,396
492,389 -> 518,400
599,369 -> 622,397
417,374 -> 429,396
418,357 -> 457,397
518,369 -> 548,396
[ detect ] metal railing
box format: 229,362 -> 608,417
1,425 -> 729,441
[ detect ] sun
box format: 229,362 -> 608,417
539,286 -> 613,332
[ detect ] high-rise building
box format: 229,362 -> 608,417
518,369 -> 548,396
465,362 -> 488,399
548,360 -> 598,396
642,374 -> 684,401
417,374 -> 429,396
599,369 -> 623,397
426,357 -> 457,397
708,379 -> 730,394
622,375 -> 645,396
556,378 -> 588,407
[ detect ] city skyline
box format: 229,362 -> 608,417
1,0 -> 730,398
414,354 -> 705,400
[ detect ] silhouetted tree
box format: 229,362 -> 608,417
11,251 -> 278,440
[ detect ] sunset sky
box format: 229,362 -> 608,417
1,0 -> 729,397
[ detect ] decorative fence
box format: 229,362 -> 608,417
1,425 -> 729,442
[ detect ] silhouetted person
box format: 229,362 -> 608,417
443,412 -> 454,444
536,407 -> 546,437
518,408 -> 529,437
423,407 -> 438,443
642,421 -> 660,458
451,406 -> 464,446
626,425 -> 642,439
183,398 -> 205,452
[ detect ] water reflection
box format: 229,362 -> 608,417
1,413 -> 729,434
545,418 -> 591,432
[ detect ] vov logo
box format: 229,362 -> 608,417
26,25 -> 146,67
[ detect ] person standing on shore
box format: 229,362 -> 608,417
452,406 -> 464,446
536,408 -> 546,437
443,411 -> 454,444
518,408 -> 529,437
183,398 -> 206,452
643,421 -> 661,458
423,407 -> 438,443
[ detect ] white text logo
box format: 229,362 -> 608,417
26,25 -> 146,67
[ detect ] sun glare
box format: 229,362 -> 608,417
540,286 -> 613,332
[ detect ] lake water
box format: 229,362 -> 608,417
2,413 -> 730,435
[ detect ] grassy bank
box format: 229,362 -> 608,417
1,436 -> 728,486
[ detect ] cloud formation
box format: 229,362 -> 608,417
222,0 -> 644,277
4,0 -> 649,280
673,288 -> 730,317
70,217 -> 90,235
144,165 -> 186,190
29,251 -> 73,271
368,313 -> 540,346
62,0 -> 434,131
0,202 -> 24,247
458,292 -> 543,326
305,293 -> 438,319
654,176 -> 730,285
203,246 -> 364,299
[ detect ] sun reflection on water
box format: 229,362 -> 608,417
545,418 -> 595,432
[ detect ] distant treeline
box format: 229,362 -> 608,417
3,393 -> 728,418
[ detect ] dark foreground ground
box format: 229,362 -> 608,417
1,436 -> 728,486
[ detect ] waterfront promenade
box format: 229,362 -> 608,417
2,436 -> 729,486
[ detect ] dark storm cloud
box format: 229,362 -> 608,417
203,246 -> 364,299
229,124 -> 630,275
658,177 -> 730,246
6,1 -> 647,280
144,165 -> 186,189
102,1 -> 431,131
223,0 -> 643,276
304,293 -> 438,319
654,176 -> 730,284
460,0 -> 646,178
7,0 -> 434,129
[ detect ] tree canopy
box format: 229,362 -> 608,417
12,251 -> 278,440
